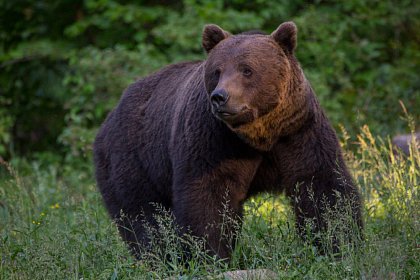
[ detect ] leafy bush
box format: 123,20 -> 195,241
0,0 -> 419,161
59,45 -> 167,160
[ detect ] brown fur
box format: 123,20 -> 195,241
94,21 -> 363,262
203,28 -> 309,151
233,56 -> 309,150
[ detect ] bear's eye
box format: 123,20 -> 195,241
242,68 -> 253,77
214,69 -> 221,79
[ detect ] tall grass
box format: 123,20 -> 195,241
0,123 -> 418,279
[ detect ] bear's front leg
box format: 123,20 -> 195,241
171,158 -> 261,261
274,112 -> 364,253
287,167 -> 363,253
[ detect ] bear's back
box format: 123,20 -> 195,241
94,60 -> 204,195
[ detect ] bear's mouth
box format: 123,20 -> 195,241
214,108 -> 255,128
217,110 -> 235,117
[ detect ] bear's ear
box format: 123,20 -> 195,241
202,24 -> 230,53
271,21 -> 297,54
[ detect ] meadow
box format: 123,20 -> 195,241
1,122 -> 418,279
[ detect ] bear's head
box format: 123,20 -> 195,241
203,22 -> 310,151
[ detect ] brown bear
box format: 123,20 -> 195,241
93,21 -> 363,261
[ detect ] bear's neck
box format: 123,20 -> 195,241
233,67 -> 312,151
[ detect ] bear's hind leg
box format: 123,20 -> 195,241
112,193 -> 172,259
103,170 -> 172,260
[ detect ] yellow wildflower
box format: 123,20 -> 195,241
50,203 -> 60,209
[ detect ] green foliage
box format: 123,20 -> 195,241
59,45 -> 167,160
0,52 -> 69,157
294,0 -> 420,132
0,0 -> 419,159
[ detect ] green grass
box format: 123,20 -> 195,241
0,125 -> 419,279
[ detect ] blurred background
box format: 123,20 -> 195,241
1,0 -> 419,164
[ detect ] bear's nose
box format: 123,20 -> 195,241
210,89 -> 229,108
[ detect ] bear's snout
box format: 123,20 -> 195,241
210,89 -> 229,108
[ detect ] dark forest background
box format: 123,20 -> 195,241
0,0 -> 419,163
